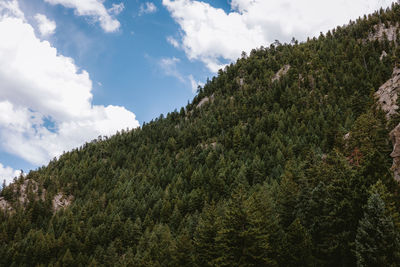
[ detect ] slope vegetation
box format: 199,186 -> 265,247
1,4 -> 400,266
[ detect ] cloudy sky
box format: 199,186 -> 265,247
0,0 -> 395,184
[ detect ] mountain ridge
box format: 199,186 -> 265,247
1,4 -> 400,266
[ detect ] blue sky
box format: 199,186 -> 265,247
0,0 -> 395,183
19,0 -> 215,122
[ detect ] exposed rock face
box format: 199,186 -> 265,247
272,65 -> 290,82
380,50 -> 388,61
390,124 -> 400,181
52,192 -> 73,212
196,94 -> 215,108
2,181 -> 74,213
235,77 -> 245,87
376,67 -> 400,181
201,142 -> 217,149
0,197 -> 12,212
17,179 -> 44,204
368,23 -> 399,42
375,67 -> 400,120
0,179 -> 46,212
197,97 -> 210,108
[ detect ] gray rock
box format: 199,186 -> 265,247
376,67 -> 400,182
272,65 -> 290,82
380,50 -> 388,61
390,124 -> 400,181
52,192 -> 73,212
368,23 -> 399,42
196,94 -> 215,109
375,67 -> 400,120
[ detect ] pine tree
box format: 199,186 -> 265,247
194,203 -> 220,267
214,186 -> 275,266
171,230 -> 194,266
355,193 -> 400,267
281,218 -> 314,267
61,249 -> 74,267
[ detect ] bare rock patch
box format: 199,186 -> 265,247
272,65 -> 290,82
368,23 -> 399,42
52,192 -> 73,212
375,67 -> 400,119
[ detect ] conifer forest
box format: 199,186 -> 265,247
2,3 -> 400,267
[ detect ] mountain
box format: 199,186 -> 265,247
1,4 -> 400,266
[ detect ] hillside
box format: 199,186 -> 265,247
1,4 -> 400,266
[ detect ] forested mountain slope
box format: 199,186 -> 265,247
2,4 -> 400,267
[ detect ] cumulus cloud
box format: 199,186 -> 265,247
108,3 -> 124,15
163,0 -> 395,72
159,57 -> 185,82
44,0 -> 123,32
0,0 -> 23,19
0,1 -> 139,168
0,163 -> 21,185
166,36 -> 180,48
35,13 -> 56,36
139,2 -> 157,16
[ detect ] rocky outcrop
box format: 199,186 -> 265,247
17,179 -> 44,204
200,142 -> 217,150
380,50 -> 388,61
196,94 -> 215,108
390,124 -> 400,181
52,192 -> 73,212
272,65 -> 290,82
0,178 -> 73,213
0,178 -> 46,212
237,78 -> 244,86
375,67 -> 400,119
0,197 -> 12,212
376,67 -> 400,181
368,23 -> 399,42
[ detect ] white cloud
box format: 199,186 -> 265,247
0,163 -> 21,185
158,57 -> 203,93
188,74 -> 203,93
44,0 -> 122,32
167,36 -> 180,48
35,13 -> 56,36
0,0 -> 24,19
159,57 -> 185,82
0,2 -> 139,167
163,0 -> 395,72
108,3 -> 124,15
139,2 -> 157,16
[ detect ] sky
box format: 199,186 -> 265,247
0,0 -> 396,184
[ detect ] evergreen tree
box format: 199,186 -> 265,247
61,249 -> 74,267
1,5 -> 400,266
194,203 -> 220,267
355,193 -> 400,267
281,218 -> 314,267
214,187 -> 275,266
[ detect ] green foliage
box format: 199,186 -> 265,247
281,218 -> 314,267
355,193 -> 400,266
194,203 -> 220,266
1,4 -> 400,266
213,187 -> 276,266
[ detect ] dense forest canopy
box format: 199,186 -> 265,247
2,4 -> 400,266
